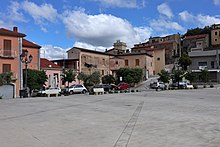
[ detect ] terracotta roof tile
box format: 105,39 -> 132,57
40,58 -> 62,69
0,28 -> 26,37
22,39 -> 41,48
184,34 -> 208,40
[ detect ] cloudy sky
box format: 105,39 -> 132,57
1,0 -> 220,59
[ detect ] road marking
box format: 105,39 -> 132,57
114,101 -> 144,147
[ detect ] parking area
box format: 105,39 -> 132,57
0,88 -> 220,147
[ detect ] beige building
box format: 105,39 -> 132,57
131,34 -> 181,73
211,24 -> 220,47
65,41 -> 154,82
131,45 -> 165,74
67,47 -> 111,76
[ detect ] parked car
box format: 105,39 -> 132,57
93,84 -> 113,92
115,82 -> 129,90
66,84 -> 88,94
45,87 -> 61,96
37,89 -> 46,97
155,81 -> 166,90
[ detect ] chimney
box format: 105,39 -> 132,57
13,27 -> 18,32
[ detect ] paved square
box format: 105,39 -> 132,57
0,89 -> 220,147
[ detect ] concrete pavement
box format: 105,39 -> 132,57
0,89 -> 220,147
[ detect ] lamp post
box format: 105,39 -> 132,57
20,49 -> 33,91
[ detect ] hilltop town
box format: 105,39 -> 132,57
0,24 -> 220,98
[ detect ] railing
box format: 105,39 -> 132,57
0,49 -> 17,58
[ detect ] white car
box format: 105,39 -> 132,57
66,84 -> 88,94
186,83 -> 193,89
45,87 -> 61,96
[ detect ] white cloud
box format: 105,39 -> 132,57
92,0 -> 146,8
150,19 -> 185,32
179,11 -> 220,26
62,10 -> 152,48
197,14 -> 220,26
22,1 -> 58,25
7,1 -> 27,22
74,42 -> 108,51
179,11 -> 194,22
40,45 -> 68,60
157,3 -> 173,19
213,0 -> 220,5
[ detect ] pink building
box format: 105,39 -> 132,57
0,27 -> 41,98
40,58 -> 63,88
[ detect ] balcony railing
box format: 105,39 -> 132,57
0,49 -> 17,58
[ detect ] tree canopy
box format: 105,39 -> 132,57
178,53 -> 192,70
102,74 -> 115,84
183,26 -> 211,38
24,69 -> 47,91
61,69 -> 76,87
116,68 -> 143,86
0,72 -> 12,86
158,69 -> 170,83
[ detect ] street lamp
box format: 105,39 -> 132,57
20,49 -> 33,91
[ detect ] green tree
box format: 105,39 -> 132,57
158,69 -> 170,83
171,69 -> 184,88
178,53 -> 192,70
200,69 -> 209,84
0,72 -> 13,85
87,71 -> 100,85
62,69 -> 76,87
116,68 -> 143,86
77,71 -> 101,86
77,72 -> 88,83
24,69 -> 47,92
183,26 -> 211,37
102,75 -> 115,84
185,72 -> 197,83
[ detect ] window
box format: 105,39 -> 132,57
3,40 -> 11,56
3,64 -> 11,73
135,59 -> 139,66
211,61 -> 215,68
215,31 -> 218,35
116,61 -> 118,64
125,60 -> 128,66
198,62 -> 207,66
102,59 -> 105,65
157,57 -> 160,61
215,39 -> 218,42
102,70 -> 104,75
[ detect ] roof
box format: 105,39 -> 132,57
22,39 -> 41,49
67,47 -> 110,55
40,58 -> 62,69
184,34 -> 208,40
0,28 -> 26,37
133,40 -> 175,48
115,52 -> 153,57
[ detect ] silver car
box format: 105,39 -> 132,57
66,84 -> 88,94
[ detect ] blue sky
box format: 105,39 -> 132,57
1,0 -> 220,59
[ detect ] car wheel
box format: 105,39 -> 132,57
82,90 -> 87,94
70,91 -> 73,95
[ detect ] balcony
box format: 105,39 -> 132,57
0,49 -> 17,58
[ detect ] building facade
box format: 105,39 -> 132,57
211,24 -> 220,48
40,58 -> 63,88
0,27 -> 41,97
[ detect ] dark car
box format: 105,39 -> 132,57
115,82 -> 129,90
